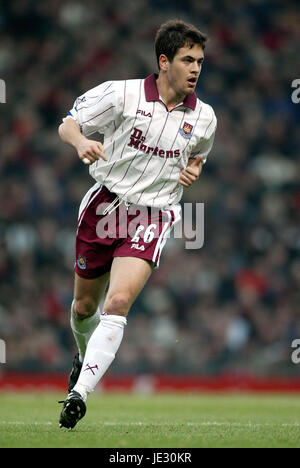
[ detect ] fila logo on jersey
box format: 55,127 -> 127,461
128,127 -> 180,158
137,109 -> 152,117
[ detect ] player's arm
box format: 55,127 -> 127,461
179,107 -> 217,187
58,117 -> 107,164
179,155 -> 204,187
59,81 -> 118,164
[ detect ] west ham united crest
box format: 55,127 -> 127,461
77,254 -> 87,270
179,122 -> 194,139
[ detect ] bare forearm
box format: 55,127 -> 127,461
179,156 -> 203,187
58,117 -> 107,164
58,117 -> 87,149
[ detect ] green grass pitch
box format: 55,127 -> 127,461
0,392 -> 300,448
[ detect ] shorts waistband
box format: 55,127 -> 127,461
101,185 -> 131,216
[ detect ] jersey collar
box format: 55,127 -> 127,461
144,73 -> 197,111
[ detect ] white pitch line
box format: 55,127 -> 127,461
0,421 -> 53,425
1,421 -> 300,428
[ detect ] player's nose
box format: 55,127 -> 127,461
190,62 -> 200,74
190,63 -> 200,77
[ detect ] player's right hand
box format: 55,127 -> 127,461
76,139 -> 108,165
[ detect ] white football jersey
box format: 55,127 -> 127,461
65,74 -> 217,209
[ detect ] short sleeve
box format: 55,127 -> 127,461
63,81 -> 118,137
190,109 -> 217,164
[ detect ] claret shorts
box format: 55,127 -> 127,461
75,183 -> 182,279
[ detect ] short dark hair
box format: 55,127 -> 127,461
155,19 -> 208,69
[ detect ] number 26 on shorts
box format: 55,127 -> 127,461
131,224 -> 157,244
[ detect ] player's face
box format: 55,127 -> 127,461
166,44 -> 204,97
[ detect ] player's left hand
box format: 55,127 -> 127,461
179,155 -> 204,187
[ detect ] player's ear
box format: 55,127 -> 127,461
159,54 -> 169,72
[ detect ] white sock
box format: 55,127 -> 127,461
70,300 -> 101,362
73,314 -> 127,401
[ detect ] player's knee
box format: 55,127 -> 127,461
103,292 -> 131,317
73,297 -> 98,320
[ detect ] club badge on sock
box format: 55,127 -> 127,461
84,363 -> 99,375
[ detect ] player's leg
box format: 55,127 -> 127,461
68,271 -> 110,393
72,256 -> 153,399
71,271 -> 110,361
69,182 -> 114,389
103,256 -> 153,316
59,271 -> 111,429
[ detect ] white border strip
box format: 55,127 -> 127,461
152,205 -> 182,267
77,183 -> 102,231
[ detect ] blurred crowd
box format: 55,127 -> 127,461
0,0 -> 299,376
